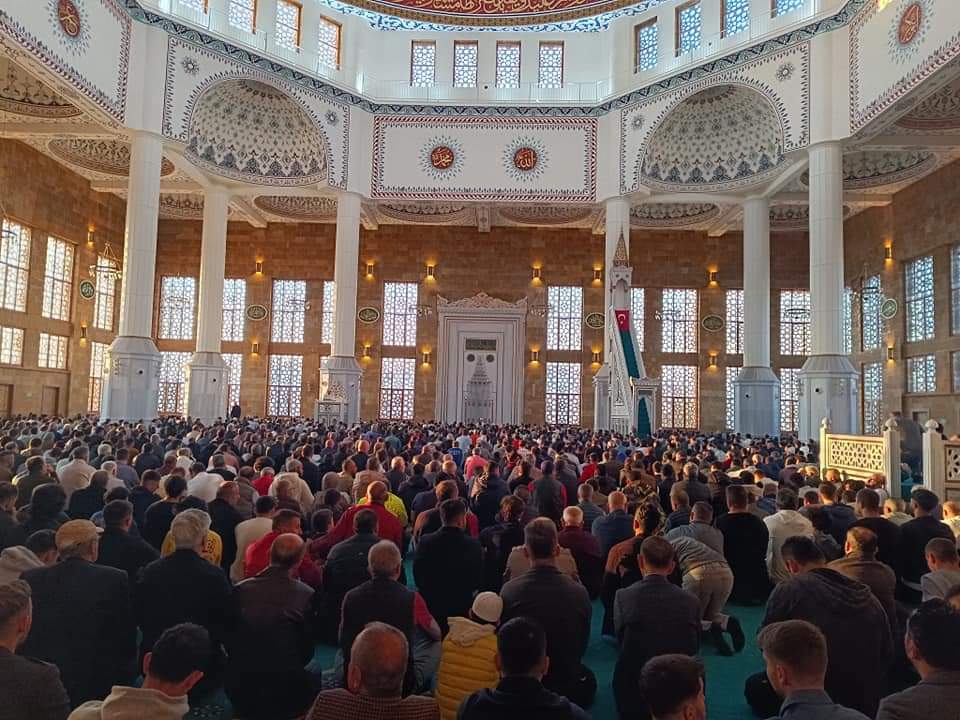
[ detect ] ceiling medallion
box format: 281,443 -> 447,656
897,2 -> 922,46
57,0 -> 82,39
513,147 -> 538,172
430,145 -> 455,170
420,136 -> 463,180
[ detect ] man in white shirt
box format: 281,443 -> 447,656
763,488 -> 814,584
186,463 -> 223,504
942,501 -> 960,540
229,496 -> 277,583
100,461 -> 125,492
268,459 -> 314,513
58,447 -> 95,500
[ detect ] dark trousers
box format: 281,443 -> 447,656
744,672 -> 782,718
545,664 -> 597,709
225,669 -> 317,720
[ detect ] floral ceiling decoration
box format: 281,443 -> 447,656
377,202 -> 474,224
47,138 -> 175,176
253,196 -> 339,221
768,204 -> 852,231
629,203 -> 720,228
158,193 -> 215,220
497,205 -> 593,226
895,76 -> 960,132
0,57 -> 81,119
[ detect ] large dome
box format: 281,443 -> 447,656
640,85 -> 785,192
186,80 -> 326,186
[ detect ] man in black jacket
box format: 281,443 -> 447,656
129,470 -> 161,531
715,485 -> 770,604
21,520 -> 137,708
320,509 -> 381,641
479,495 -> 525,592
900,488 -> 954,602
66,470 -> 108,520
96,500 -> 158,583
413,498 -> 482,634
208,482 -> 243,573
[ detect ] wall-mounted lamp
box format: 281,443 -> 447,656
79,324 -> 87,342
426,264 -> 436,280
86,228 -> 95,248
365,263 -> 375,278
593,267 -> 602,283
530,349 -> 540,363
708,353 -> 718,368
591,350 -> 602,364
708,270 -> 719,287
251,341 -> 260,355
362,343 -> 371,359
532,266 -> 542,281
254,260 -> 264,275
421,351 -> 432,365
887,344 -> 895,362
884,245 -> 893,262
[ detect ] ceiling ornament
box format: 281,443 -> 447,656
497,205 -> 592,225
895,77 -> 960,131
185,79 -> 327,186
47,139 -> 175,176
768,204 -> 853,231
159,194 -> 208,220
840,150 -> 936,190
253,196 -> 338,221
629,203 -> 720,228
377,202 -> 473,224
640,86 -> 785,192
502,137 -> 547,182
0,58 -> 81,118
438,292 -> 527,309
419,136 -> 463,180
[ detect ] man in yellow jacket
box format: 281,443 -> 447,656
435,592 -> 502,720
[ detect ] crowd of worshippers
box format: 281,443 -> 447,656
0,416 -> 959,720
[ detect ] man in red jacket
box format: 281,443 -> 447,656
324,481 -> 404,551
243,509 -> 321,588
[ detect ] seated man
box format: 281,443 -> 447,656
758,620 -> 869,720
900,488 -> 954,602
458,617 -> 589,720
921,537 -> 960,601
306,622 -> 440,720
69,623 -> 209,720
763,489 -> 814,584
640,655 -> 706,720
829,527 -> 898,640
558,506 -> 603,599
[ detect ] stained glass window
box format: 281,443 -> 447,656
779,368 -> 801,433
538,42 -> 563,89
38,333 -> 67,370
275,0 -> 301,50
907,354 -> 936,393
317,17 -> 341,69
41,237 -> 74,321
631,287 -> 645,351
773,0 -> 804,17
905,256 -> 935,342
411,41 -> 436,87
379,357 -> 416,420
322,280 -> 336,345
546,362 -> 580,425
271,280 -> 306,343
723,0 -> 750,36
861,275 -> 882,351
635,19 -> 658,71
0,219 -> 29,312
547,286 -> 583,352
496,42 -> 521,89
381,282 -> 417,347
661,289 -> 698,353
842,286 -> 853,355
220,278 -> 246,343
159,276 -> 196,340
228,0 -> 257,32
93,254 -> 117,331
951,246 -> 960,335
158,351 -> 191,415
88,341 -> 108,413
268,354 -> 303,416
862,361 -> 883,436
725,289 -> 744,355
224,352 -> 243,411
779,290 -> 810,355
676,1 -> 702,55
661,364 -> 698,428
0,326 -> 23,365
725,365 -> 740,430
454,41 -> 479,88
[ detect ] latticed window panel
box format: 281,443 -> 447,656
905,256 -> 935,342
222,278 -> 246,343
779,290 -> 810,356
779,367 -> 801,434
228,0 -> 256,32
951,246 -> 960,335
907,354 -> 937,393
631,287 -> 645,351
725,289 -> 744,355
0,219 -> 30,312
411,41 -> 436,87
454,41 -> 478,88
157,351 -> 191,415
88,341 -> 108,413
496,42 -> 521,89
268,354 -> 303,416
661,288 -> 698,353
661,364 -> 698,428
41,237 -> 74,321
953,351 -> 960,392
723,0 -> 750,36
271,279 -> 307,343
93,255 -> 117,331
0,326 -> 23,365
321,280 -> 336,345
861,275 -> 882,351
842,286 -> 853,355
379,357 -> 416,420
274,0 -> 301,50
725,365 -> 740,430
635,20 -> 658,71
538,42 -> 563,89
383,282 -> 419,347
547,286 -> 583,352
773,0 -> 804,17
862,361 -> 883,436
224,352 -> 243,411
317,17 -> 341,69
545,361 -> 581,425
159,276 -> 197,340
38,333 -> 67,370
676,1 -> 702,55
180,0 -> 207,11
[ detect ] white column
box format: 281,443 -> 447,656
100,133 -> 163,421
735,197 -> 780,436
799,142 -> 859,439
186,186 -> 230,423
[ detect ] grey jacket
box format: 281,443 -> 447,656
774,689 -> 869,720
876,670 -> 960,720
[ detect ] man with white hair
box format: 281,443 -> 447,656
135,509 -> 232,699
186,462 -> 222,504
100,461 -> 124,492
269,459 -> 314,513
558,506 -> 603,599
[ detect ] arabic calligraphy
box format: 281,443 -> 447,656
513,147 -> 538,171
379,0 -> 612,16
57,0 -> 82,38
897,2 -> 922,46
430,145 -> 455,170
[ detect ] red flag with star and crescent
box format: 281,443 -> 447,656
615,310 -> 630,331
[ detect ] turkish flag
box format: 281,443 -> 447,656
615,310 -> 630,331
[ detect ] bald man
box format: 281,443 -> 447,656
325,481 -> 404,549
559,506 -> 603,599
592,491 -> 635,559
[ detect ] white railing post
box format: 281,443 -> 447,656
819,416 -> 831,470
882,417 -> 901,499
923,419 -> 946,500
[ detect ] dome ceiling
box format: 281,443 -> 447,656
630,203 -> 720,228
498,205 -> 593,226
0,57 -> 80,119
895,76 -> 960,133
640,86 -> 785,192
254,196 -> 338,221
47,139 -> 176,177
796,150 -> 938,190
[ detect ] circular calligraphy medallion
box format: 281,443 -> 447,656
897,2 -> 923,46
245,304 -> 268,322
513,147 -> 538,172
79,279 -> 95,300
57,0 -> 82,38
430,146 -> 455,170
880,297 -> 899,320
701,315 -> 725,333
584,312 -> 605,330
357,307 -> 381,324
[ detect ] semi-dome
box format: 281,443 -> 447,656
186,79 -> 326,186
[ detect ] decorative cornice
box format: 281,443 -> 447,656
438,292 -> 527,309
